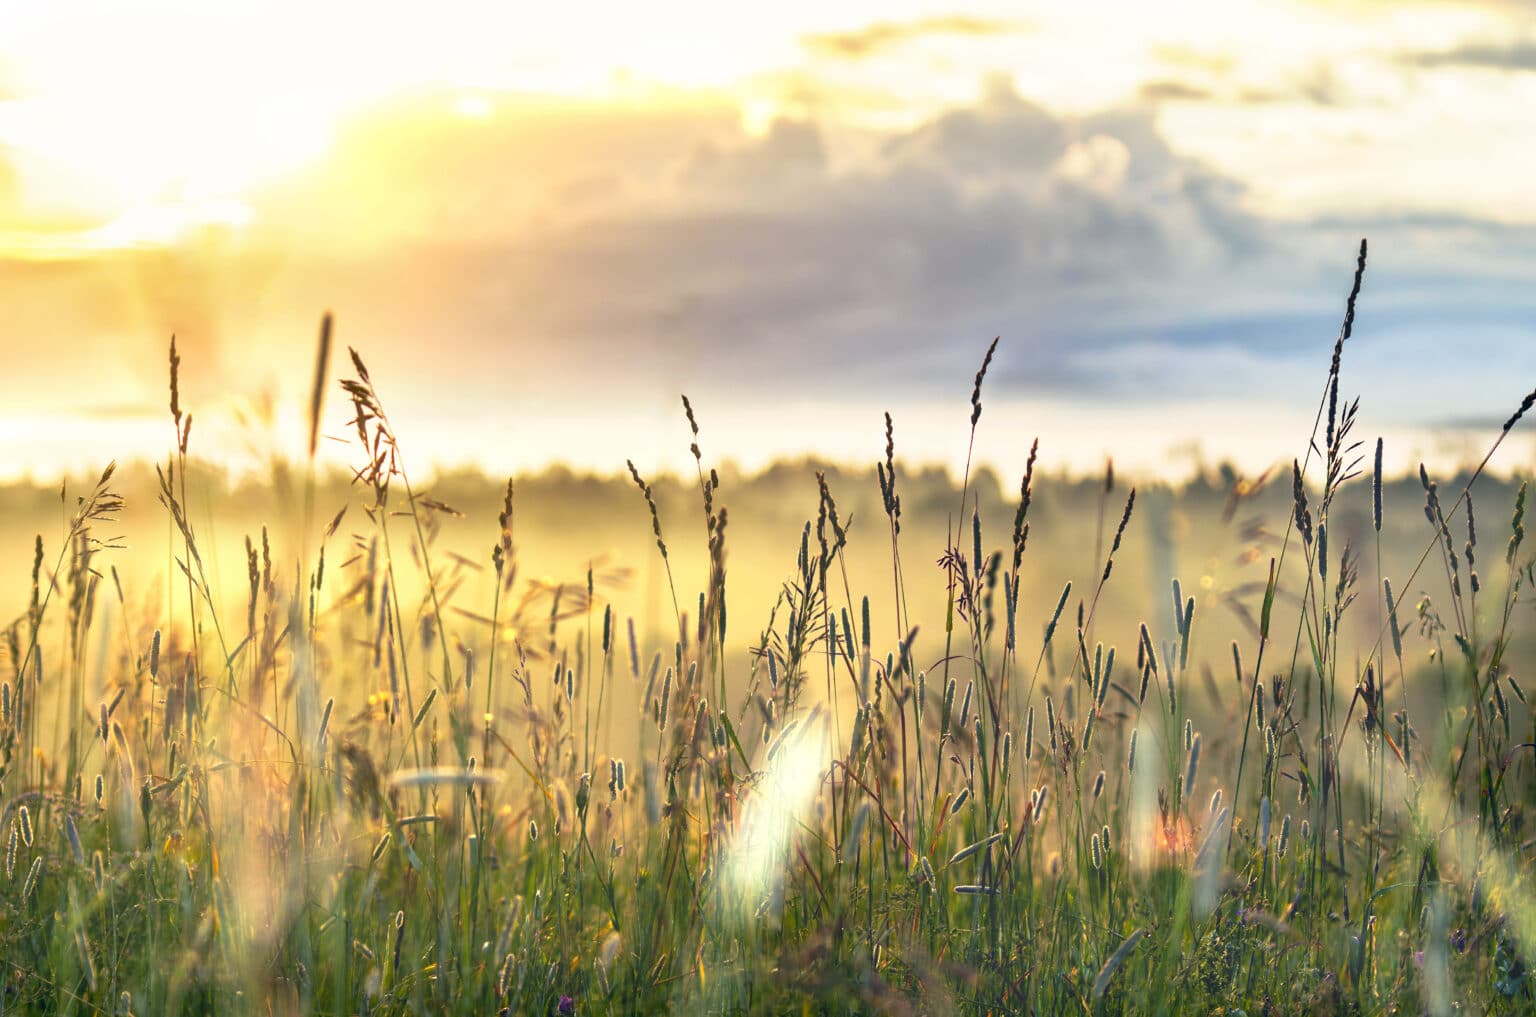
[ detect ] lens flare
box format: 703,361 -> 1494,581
726,711 -> 831,919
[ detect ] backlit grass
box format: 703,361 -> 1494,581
2,243 -> 1535,1015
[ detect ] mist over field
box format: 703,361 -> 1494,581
5,448 -> 1528,674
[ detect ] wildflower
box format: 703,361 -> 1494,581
557,995 -> 576,1015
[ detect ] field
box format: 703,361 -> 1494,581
3,254 -> 1536,1016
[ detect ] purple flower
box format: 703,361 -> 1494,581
1451,928 -> 1467,954
557,995 -> 575,1016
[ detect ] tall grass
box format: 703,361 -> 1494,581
1,242 -> 1534,1015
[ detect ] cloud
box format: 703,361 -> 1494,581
246,93 -> 744,252
1138,80 -> 1216,103
1150,45 -> 1237,77
1402,40 -> 1536,71
801,15 -> 1027,60
229,76 -> 1294,408
1137,60 -> 1354,108
8,75 -> 1534,439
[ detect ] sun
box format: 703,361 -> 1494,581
0,3 -> 389,259
0,78 -> 340,259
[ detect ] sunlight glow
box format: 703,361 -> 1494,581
726,712 -> 831,918
1128,716 -> 1174,869
0,90 -> 332,242
0,198 -> 255,261
452,93 -> 495,121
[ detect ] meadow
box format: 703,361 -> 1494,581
2,244 -> 1535,1015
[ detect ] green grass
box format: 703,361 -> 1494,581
3,245 -> 1536,1015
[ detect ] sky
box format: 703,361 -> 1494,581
2,0 -> 1535,483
